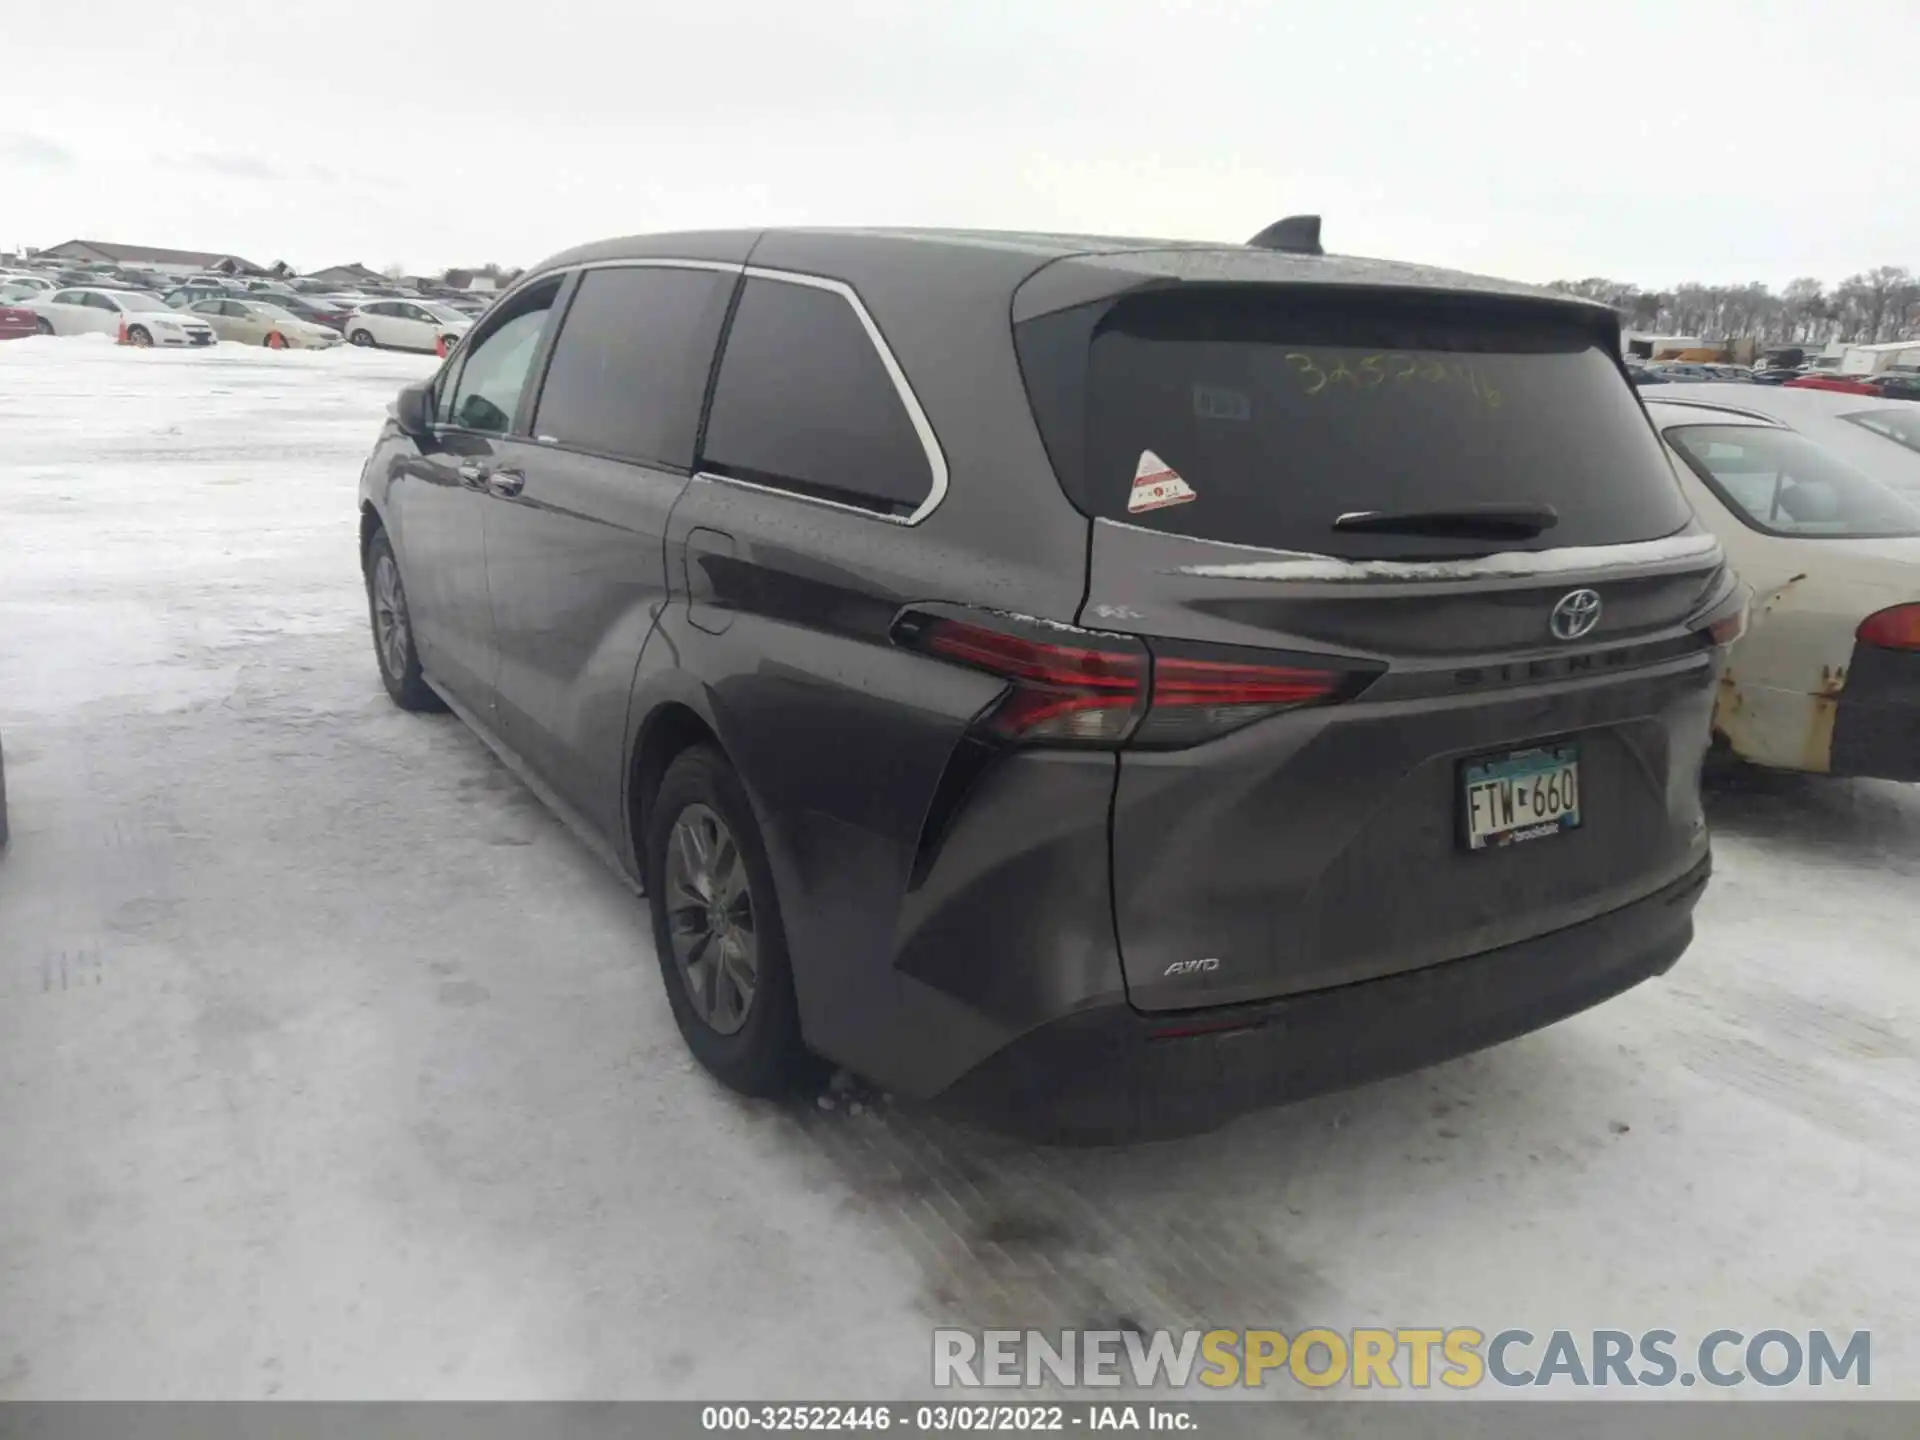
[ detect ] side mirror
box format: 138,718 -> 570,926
393,381 -> 433,440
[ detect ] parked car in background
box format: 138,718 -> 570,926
1862,371 -> 1920,401
1652,383 -> 1920,497
22,288 -> 216,346
357,224 -> 1740,1139
244,292 -> 352,331
1645,392 -> 1920,782
1625,361 -> 1668,386
0,302 -> 39,340
112,268 -> 174,292
343,299 -> 470,353
164,278 -> 241,307
1787,374 -> 1880,396
1749,366 -> 1802,385
0,277 -> 57,303
1650,362 -> 1730,382
186,298 -> 343,349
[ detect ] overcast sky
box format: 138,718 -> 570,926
3,0 -> 1913,287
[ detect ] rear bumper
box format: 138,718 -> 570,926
1830,643 -> 1920,783
939,855 -> 1710,1144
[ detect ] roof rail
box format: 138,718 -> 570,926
1246,215 -> 1323,256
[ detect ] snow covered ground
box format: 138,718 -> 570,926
1,336 -> 1916,1401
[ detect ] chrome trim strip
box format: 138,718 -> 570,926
741,264 -> 949,525
493,256 -> 949,525
574,258 -> 745,276
691,470 -> 917,526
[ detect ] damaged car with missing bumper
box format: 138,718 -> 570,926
1644,388 -> 1920,781
355,218 -> 1746,1141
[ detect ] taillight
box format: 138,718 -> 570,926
910,617 -> 1147,744
1705,601 -> 1749,648
896,610 -> 1373,749
1690,583 -> 1750,650
1858,603 -> 1920,650
1132,652 -> 1348,748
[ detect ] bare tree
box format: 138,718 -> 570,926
1548,268 -> 1916,347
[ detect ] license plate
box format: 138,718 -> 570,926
1462,744 -> 1581,850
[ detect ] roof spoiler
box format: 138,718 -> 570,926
1246,215 -> 1323,256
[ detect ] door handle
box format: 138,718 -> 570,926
457,462 -> 488,489
487,469 -> 526,498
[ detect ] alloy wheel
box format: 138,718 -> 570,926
371,553 -> 410,680
664,803 -> 758,1035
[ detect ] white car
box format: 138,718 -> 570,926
342,299 -> 471,354
184,298 -> 342,349
0,275 -> 58,302
22,287 -> 217,347
1644,393 -> 1920,782
1654,382 -> 1920,497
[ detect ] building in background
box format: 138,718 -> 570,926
305,262 -> 390,287
1622,332 -> 1705,360
1837,340 -> 1920,375
35,240 -> 268,277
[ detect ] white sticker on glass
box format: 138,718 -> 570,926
1127,449 -> 1197,514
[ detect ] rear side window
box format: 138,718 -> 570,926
1018,289 -> 1695,559
531,266 -> 734,470
700,277 -> 933,516
1664,424 -> 1920,539
1844,408 -> 1920,457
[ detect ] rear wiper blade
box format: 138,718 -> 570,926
1333,504 -> 1560,540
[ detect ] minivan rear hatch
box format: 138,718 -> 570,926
1015,273 -> 1727,1013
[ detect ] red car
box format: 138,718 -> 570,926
1785,374 -> 1879,396
0,303 -> 39,340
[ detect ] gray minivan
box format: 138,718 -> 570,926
356,219 -> 1746,1139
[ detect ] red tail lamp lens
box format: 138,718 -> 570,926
917,619 -> 1145,744
904,614 -> 1363,749
1858,604 -> 1920,651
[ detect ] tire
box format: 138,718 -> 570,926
1702,732 -> 1757,789
264,331 -> 286,349
349,328 -> 375,347
645,745 -> 824,1098
34,318 -> 52,336
126,325 -> 152,347
364,529 -> 443,712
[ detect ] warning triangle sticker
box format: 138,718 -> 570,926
1127,449 -> 1197,514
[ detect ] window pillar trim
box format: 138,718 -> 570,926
527,258 -> 950,527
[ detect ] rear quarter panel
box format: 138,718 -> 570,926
1713,534 -> 1911,772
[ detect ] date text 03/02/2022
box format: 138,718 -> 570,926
700,1403 -> 1191,1431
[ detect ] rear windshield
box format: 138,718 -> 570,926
1664,424 -> 1920,539
1018,288 -> 1694,559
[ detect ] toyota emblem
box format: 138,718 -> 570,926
1550,588 -> 1603,641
